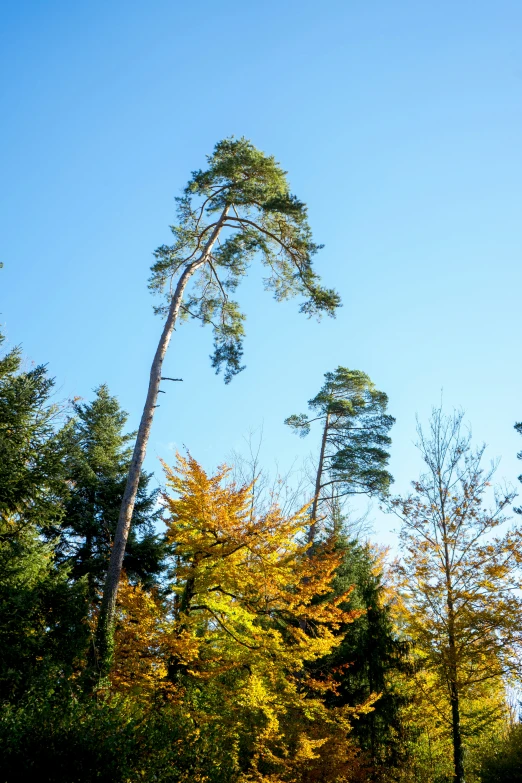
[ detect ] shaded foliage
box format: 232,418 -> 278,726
0,686 -> 238,783
56,385 -> 164,595
0,334 -> 68,531
311,538 -> 411,778
480,722 -> 522,783
0,334 -> 88,700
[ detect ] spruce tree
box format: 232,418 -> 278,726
316,538 -> 410,776
58,385 -> 164,597
0,332 -> 87,699
0,334 -> 68,532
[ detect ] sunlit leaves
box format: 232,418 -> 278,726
112,452 -> 369,780
149,138 -> 341,383
391,408 -> 522,780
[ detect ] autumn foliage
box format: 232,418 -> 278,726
2,327 -> 522,783
109,453 -> 373,781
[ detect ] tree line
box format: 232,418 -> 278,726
1,139 -> 521,782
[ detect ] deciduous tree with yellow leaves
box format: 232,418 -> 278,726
111,453 -> 376,781
391,408 -> 522,783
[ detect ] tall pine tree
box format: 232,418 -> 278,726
97,137 -> 342,674
285,367 -> 394,544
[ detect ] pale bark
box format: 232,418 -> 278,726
298,412 -> 330,631
309,412 -> 330,547
93,207 -> 229,675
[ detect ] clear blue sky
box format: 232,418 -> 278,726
2,0 -> 522,544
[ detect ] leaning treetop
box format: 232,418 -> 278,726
150,137 -> 341,382
93,137 -> 341,682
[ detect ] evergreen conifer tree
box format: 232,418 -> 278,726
0,332 -> 87,698
0,333 -> 68,532
58,385 -> 164,597
317,538 -> 410,776
285,367 -> 394,544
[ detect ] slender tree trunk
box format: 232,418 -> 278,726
441,511 -> 465,783
309,412 -> 330,547
449,673 -> 465,783
92,208 -> 229,678
447,593 -> 465,783
299,413 -> 331,631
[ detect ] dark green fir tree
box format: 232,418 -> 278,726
313,535 -> 411,778
58,385 -> 164,597
0,331 -> 87,699
0,335 -> 68,532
